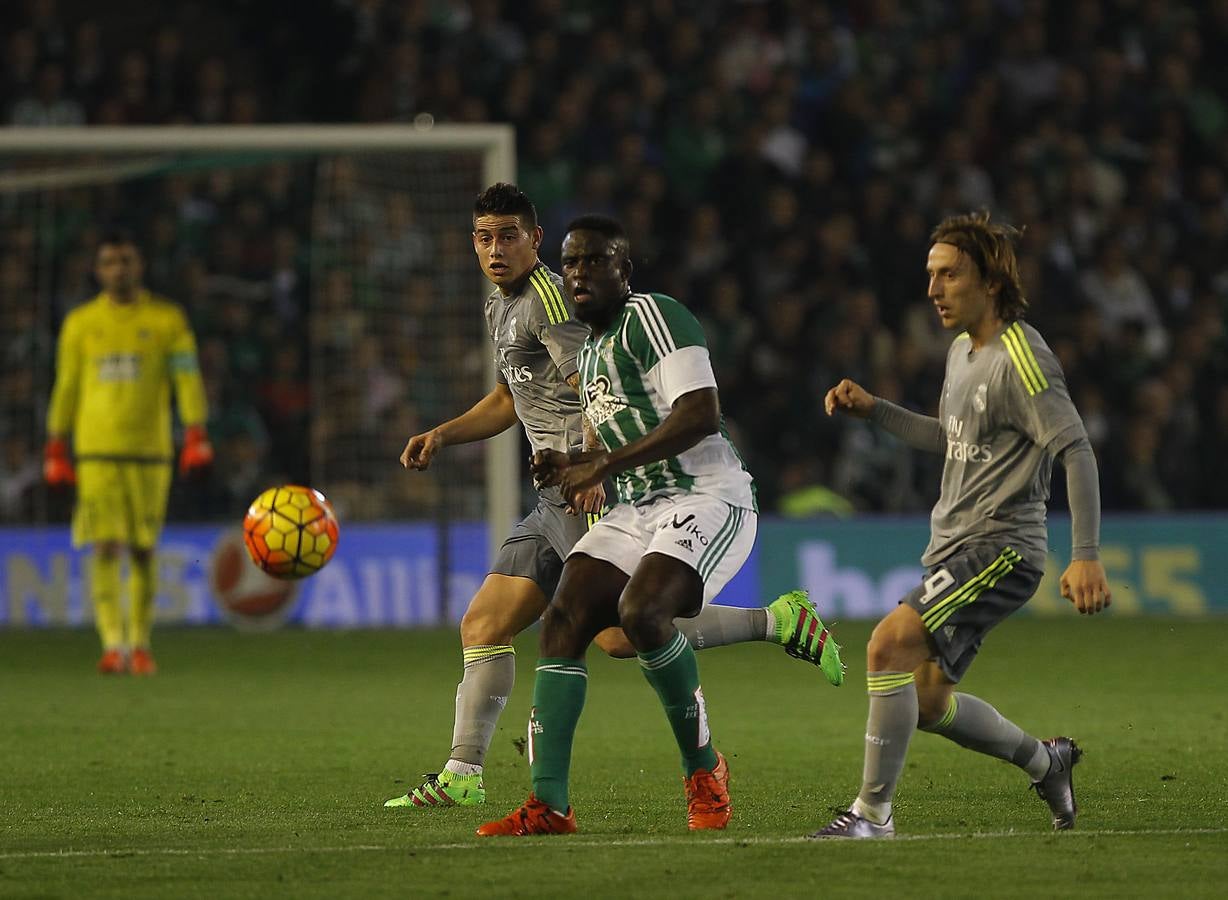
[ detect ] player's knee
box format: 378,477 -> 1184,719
915,691 -> 951,729
538,601 -> 587,657
593,628 -> 636,659
866,622 -> 911,671
616,596 -> 669,650
865,624 -> 899,671
867,608 -> 929,671
460,604 -> 512,646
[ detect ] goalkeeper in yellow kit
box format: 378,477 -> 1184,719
44,230 -> 213,675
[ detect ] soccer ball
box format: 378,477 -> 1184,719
242,485 -> 340,579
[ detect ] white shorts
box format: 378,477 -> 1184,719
569,493 -> 757,605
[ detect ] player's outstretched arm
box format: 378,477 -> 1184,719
827,378 -> 946,453
400,383 -> 518,470
824,378 -> 876,418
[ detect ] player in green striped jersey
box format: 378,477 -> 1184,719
387,186 -> 839,812
811,212 -> 1111,839
478,215 -> 835,837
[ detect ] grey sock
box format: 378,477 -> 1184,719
675,606 -> 769,651
923,692 -> 1044,775
857,672 -> 919,815
449,645 -> 516,766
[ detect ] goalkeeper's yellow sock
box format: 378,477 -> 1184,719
126,552 -> 156,649
89,552 -> 124,650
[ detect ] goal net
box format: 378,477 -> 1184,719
0,125 -> 519,557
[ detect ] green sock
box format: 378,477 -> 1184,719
638,630 -> 718,776
528,658 -> 588,812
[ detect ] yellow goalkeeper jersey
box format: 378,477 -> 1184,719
46,290 -> 208,461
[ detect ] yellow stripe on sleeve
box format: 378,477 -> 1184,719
531,269 -> 567,324
1001,324 -> 1048,395
1010,323 -> 1049,391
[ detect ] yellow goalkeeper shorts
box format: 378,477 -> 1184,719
72,459 -> 173,550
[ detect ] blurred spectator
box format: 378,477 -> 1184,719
1079,236 -> 1168,360
1,0 -> 1227,519
0,433 -> 41,522
8,61 -> 83,125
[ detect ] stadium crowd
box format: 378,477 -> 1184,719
2,0 -> 1227,521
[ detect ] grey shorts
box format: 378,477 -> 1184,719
903,543 -> 1043,683
490,491 -> 599,599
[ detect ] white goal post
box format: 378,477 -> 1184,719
0,124 -> 520,565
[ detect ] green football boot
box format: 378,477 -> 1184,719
384,770 -> 486,808
768,589 -> 845,686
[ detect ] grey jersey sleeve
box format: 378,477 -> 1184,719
1000,325 -> 1086,452
1002,323 -> 1100,558
870,399 -> 945,453
1057,438 -> 1101,560
526,294 -> 588,381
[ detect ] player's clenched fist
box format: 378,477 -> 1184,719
1059,559 -> 1112,616
529,448 -> 568,488
824,378 -> 876,418
401,429 -> 444,470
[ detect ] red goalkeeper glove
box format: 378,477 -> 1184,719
178,424 -> 214,476
43,437 -> 76,486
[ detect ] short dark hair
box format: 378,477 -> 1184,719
564,215 -> 631,260
564,214 -> 626,242
96,226 -> 140,253
930,211 -> 1028,320
473,182 -> 537,230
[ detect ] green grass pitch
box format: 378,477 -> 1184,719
2,617 -> 1226,898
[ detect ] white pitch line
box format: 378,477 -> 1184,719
418,826 -> 1227,851
2,827 -> 1224,861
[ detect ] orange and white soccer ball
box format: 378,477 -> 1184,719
242,485 -> 340,579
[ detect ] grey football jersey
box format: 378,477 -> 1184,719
923,320 -> 1088,569
483,263 -> 589,454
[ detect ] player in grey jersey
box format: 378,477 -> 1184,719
385,184 -> 839,811
479,215 -> 844,837
812,211 -> 1112,839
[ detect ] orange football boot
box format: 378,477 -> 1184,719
476,794 -> 577,837
685,750 -> 731,830
97,649 -> 127,674
129,647 -> 158,676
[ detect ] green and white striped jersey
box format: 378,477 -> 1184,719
575,292 -> 755,510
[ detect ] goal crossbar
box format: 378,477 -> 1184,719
0,124 -> 520,566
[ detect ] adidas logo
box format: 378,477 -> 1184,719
675,538 -> 693,551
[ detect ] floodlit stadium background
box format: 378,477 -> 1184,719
2,0 -> 1226,625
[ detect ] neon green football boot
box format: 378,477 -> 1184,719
384,770 -> 486,808
769,589 -> 845,686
